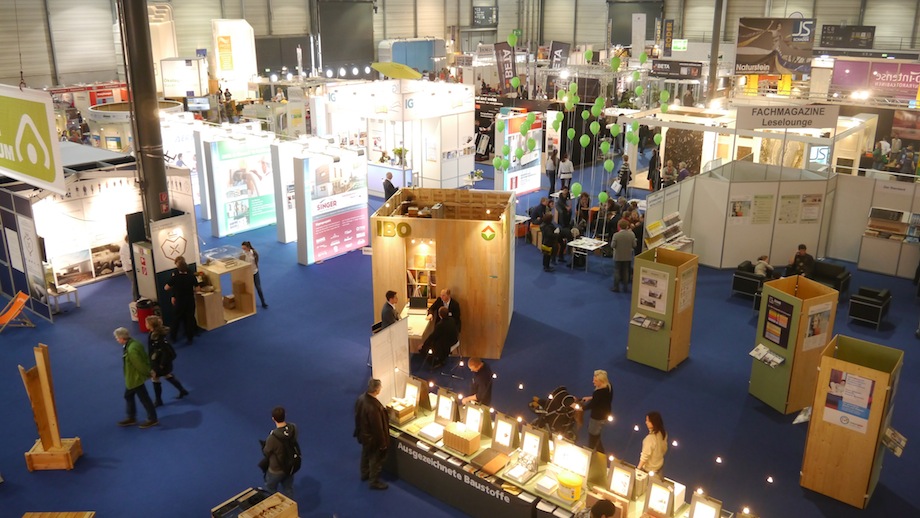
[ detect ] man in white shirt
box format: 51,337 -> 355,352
880,137 -> 891,157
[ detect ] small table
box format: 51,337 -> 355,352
567,237 -> 608,272
514,215 -> 530,243
47,284 -> 79,313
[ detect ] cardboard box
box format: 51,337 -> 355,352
443,422 -> 481,455
239,492 -> 298,518
222,295 -> 236,309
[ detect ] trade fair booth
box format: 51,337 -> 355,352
313,79 -> 476,198
86,100 -> 184,153
370,188 -> 515,359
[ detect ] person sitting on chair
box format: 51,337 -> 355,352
427,289 -> 461,332
423,307 -> 459,368
787,244 -> 815,277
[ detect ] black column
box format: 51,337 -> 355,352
116,0 -> 170,232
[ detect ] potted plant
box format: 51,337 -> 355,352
378,151 -> 391,164
393,147 -> 408,166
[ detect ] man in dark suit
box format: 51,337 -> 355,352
380,290 -> 399,329
383,172 -> 397,201
423,306 -> 459,368
427,288 -> 461,332
353,378 -> 390,490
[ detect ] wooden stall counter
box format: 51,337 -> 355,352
197,259 -> 256,330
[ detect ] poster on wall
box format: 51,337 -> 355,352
803,301 -> 832,351
498,113 -> 544,195
151,214 -> 199,274
208,139 -> 277,237
823,368 -> 875,434
729,195 -> 752,224
678,268 -> 695,312
735,18 -> 816,75
777,194 -> 801,224
16,215 -> 48,302
638,267 -> 669,316
752,194 -> 775,224
305,152 -> 369,263
161,116 -> 201,205
762,295 -> 793,348
800,194 -> 822,223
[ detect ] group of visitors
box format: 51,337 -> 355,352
872,134 -> 918,181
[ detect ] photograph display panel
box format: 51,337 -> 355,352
305,150 -> 369,263
499,113 -> 544,195
209,139 -> 277,237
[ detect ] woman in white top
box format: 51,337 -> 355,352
637,411 -> 668,475
241,241 -> 268,308
558,153 -> 574,190
546,149 -> 559,194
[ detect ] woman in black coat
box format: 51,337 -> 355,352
145,315 -> 188,406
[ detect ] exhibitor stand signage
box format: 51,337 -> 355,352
549,41 -> 571,69
820,25 -> 875,50
735,105 -> 839,130
651,60 -> 703,79
0,84 -> 64,195
735,18 -> 816,75
493,42 -> 517,94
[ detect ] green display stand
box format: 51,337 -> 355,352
626,248 -> 698,371
801,335 -> 903,509
748,275 -> 837,414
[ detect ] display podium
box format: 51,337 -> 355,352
626,248 -> 699,372
749,275 -> 838,414
801,335 -> 903,509
196,256 -> 256,331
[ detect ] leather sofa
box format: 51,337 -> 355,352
848,287 -> 891,330
732,260 -> 766,298
807,261 -> 852,295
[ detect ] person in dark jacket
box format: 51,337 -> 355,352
383,172 -> 398,201
354,379 -> 390,490
262,406 -> 297,497
164,256 -> 201,344
540,213 -> 559,272
427,288 -> 461,332
146,315 -> 188,406
380,290 -> 400,329
578,369 -> 613,453
423,306 -> 459,368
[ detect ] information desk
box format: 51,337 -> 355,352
196,259 -> 256,331
400,306 -> 433,353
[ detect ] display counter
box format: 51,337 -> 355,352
196,257 -> 256,330
400,306 -> 433,353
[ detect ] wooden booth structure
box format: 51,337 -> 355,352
371,188 -> 515,359
749,275 -> 838,414
801,335 -> 903,508
626,248 -> 699,371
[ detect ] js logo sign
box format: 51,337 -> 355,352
481,225 -> 496,241
0,85 -> 61,192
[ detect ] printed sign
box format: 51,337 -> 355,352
493,42 -> 517,94
735,18 -> 816,74
549,41 -> 571,69
0,85 -> 64,194
823,369 -> 875,434
831,61 -> 920,99
663,20 -> 675,57
820,25 -> 875,50
651,60 -> 703,79
735,104 -> 840,130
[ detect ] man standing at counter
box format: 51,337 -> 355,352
354,378 -> 390,490
427,288 -> 461,332
380,290 -> 400,329
461,357 -> 493,406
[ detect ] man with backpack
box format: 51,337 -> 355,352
262,406 -> 299,497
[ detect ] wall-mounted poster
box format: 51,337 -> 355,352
762,295 -> 793,348
729,195 -> 752,224
823,368 -> 874,434
638,267 -> 669,315
800,194 -> 822,223
497,113 -> 543,195
777,194 -> 801,224
735,18 -> 816,75
803,301 -> 832,351
207,138 -> 277,237
300,151 -> 369,264
751,194 -> 775,224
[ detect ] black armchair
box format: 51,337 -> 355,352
848,287 -> 891,330
732,260 -> 766,298
807,261 -> 852,296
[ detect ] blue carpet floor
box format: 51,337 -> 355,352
1,160 -> 918,517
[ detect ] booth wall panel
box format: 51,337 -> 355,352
272,0 -> 311,35
864,0 -> 916,49
688,176 -> 728,268
768,0 -> 812,18
677,177 -> 695,235
542,0 -> 576,45
0,0 -> 53,86
724,1 -> 767,43
814,0 -> 860,29
575,0 -> 608,45
244,0 -> 271,36
417,2 -> 446,39
769,181 -> 826,267
49,0 -> 116,84
816,178 -> 834,260
172,2 -> 224,58
827,174 -> 873,262
644,190 -> 665,227
722,181 -> 779,269
871,179 -> 915,212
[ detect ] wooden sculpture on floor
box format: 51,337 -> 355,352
19,343 -> 83,471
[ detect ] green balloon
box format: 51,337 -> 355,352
598,191 -> 609,203
639,52 -> 648,64
595,96 -> 605,106
632,71 -> 640,82
508,33 -> 518,47
635,86 -> 644,96
584,50 -> 594,62
660,102 -> 669,113
527,138 -> 536,151
591,106 -> 602,118
526,112 -> 536,124
600,141 -> 611,154
590,121 -> 600,135
552,120 -> 561,131
660,90 -> 670,102
631,132 -> 640,144
573,94 -> 580,104
515,148 -> 525,160
567,128 -> 576,140
565,100 -> 575,111
631,120 -> 639,132
625,132 -> 635,144
520,122 -> 530,134
653,133 -> 663,146
580,134 -> 590,148
571,182 -> 583,197
555,111 -> 565,122
510,76 -> 521,89
497,120 -> 505,132
493,157 -> 502,169
502,144 -> 510,156
569,82 -> 578,93
557,89 -> 566,100
502,158 -> 510,170
610,57 -> 621,71
603,160 -> 614,173
610,125 -> 621,137
581,110 -> 590,120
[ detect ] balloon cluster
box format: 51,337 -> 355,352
659,90 -> 670,113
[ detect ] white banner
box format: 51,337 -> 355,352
735,105 -> 840,130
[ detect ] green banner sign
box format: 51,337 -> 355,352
0,84 -> 63,194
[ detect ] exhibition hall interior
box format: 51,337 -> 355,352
1,1 -> 919,517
